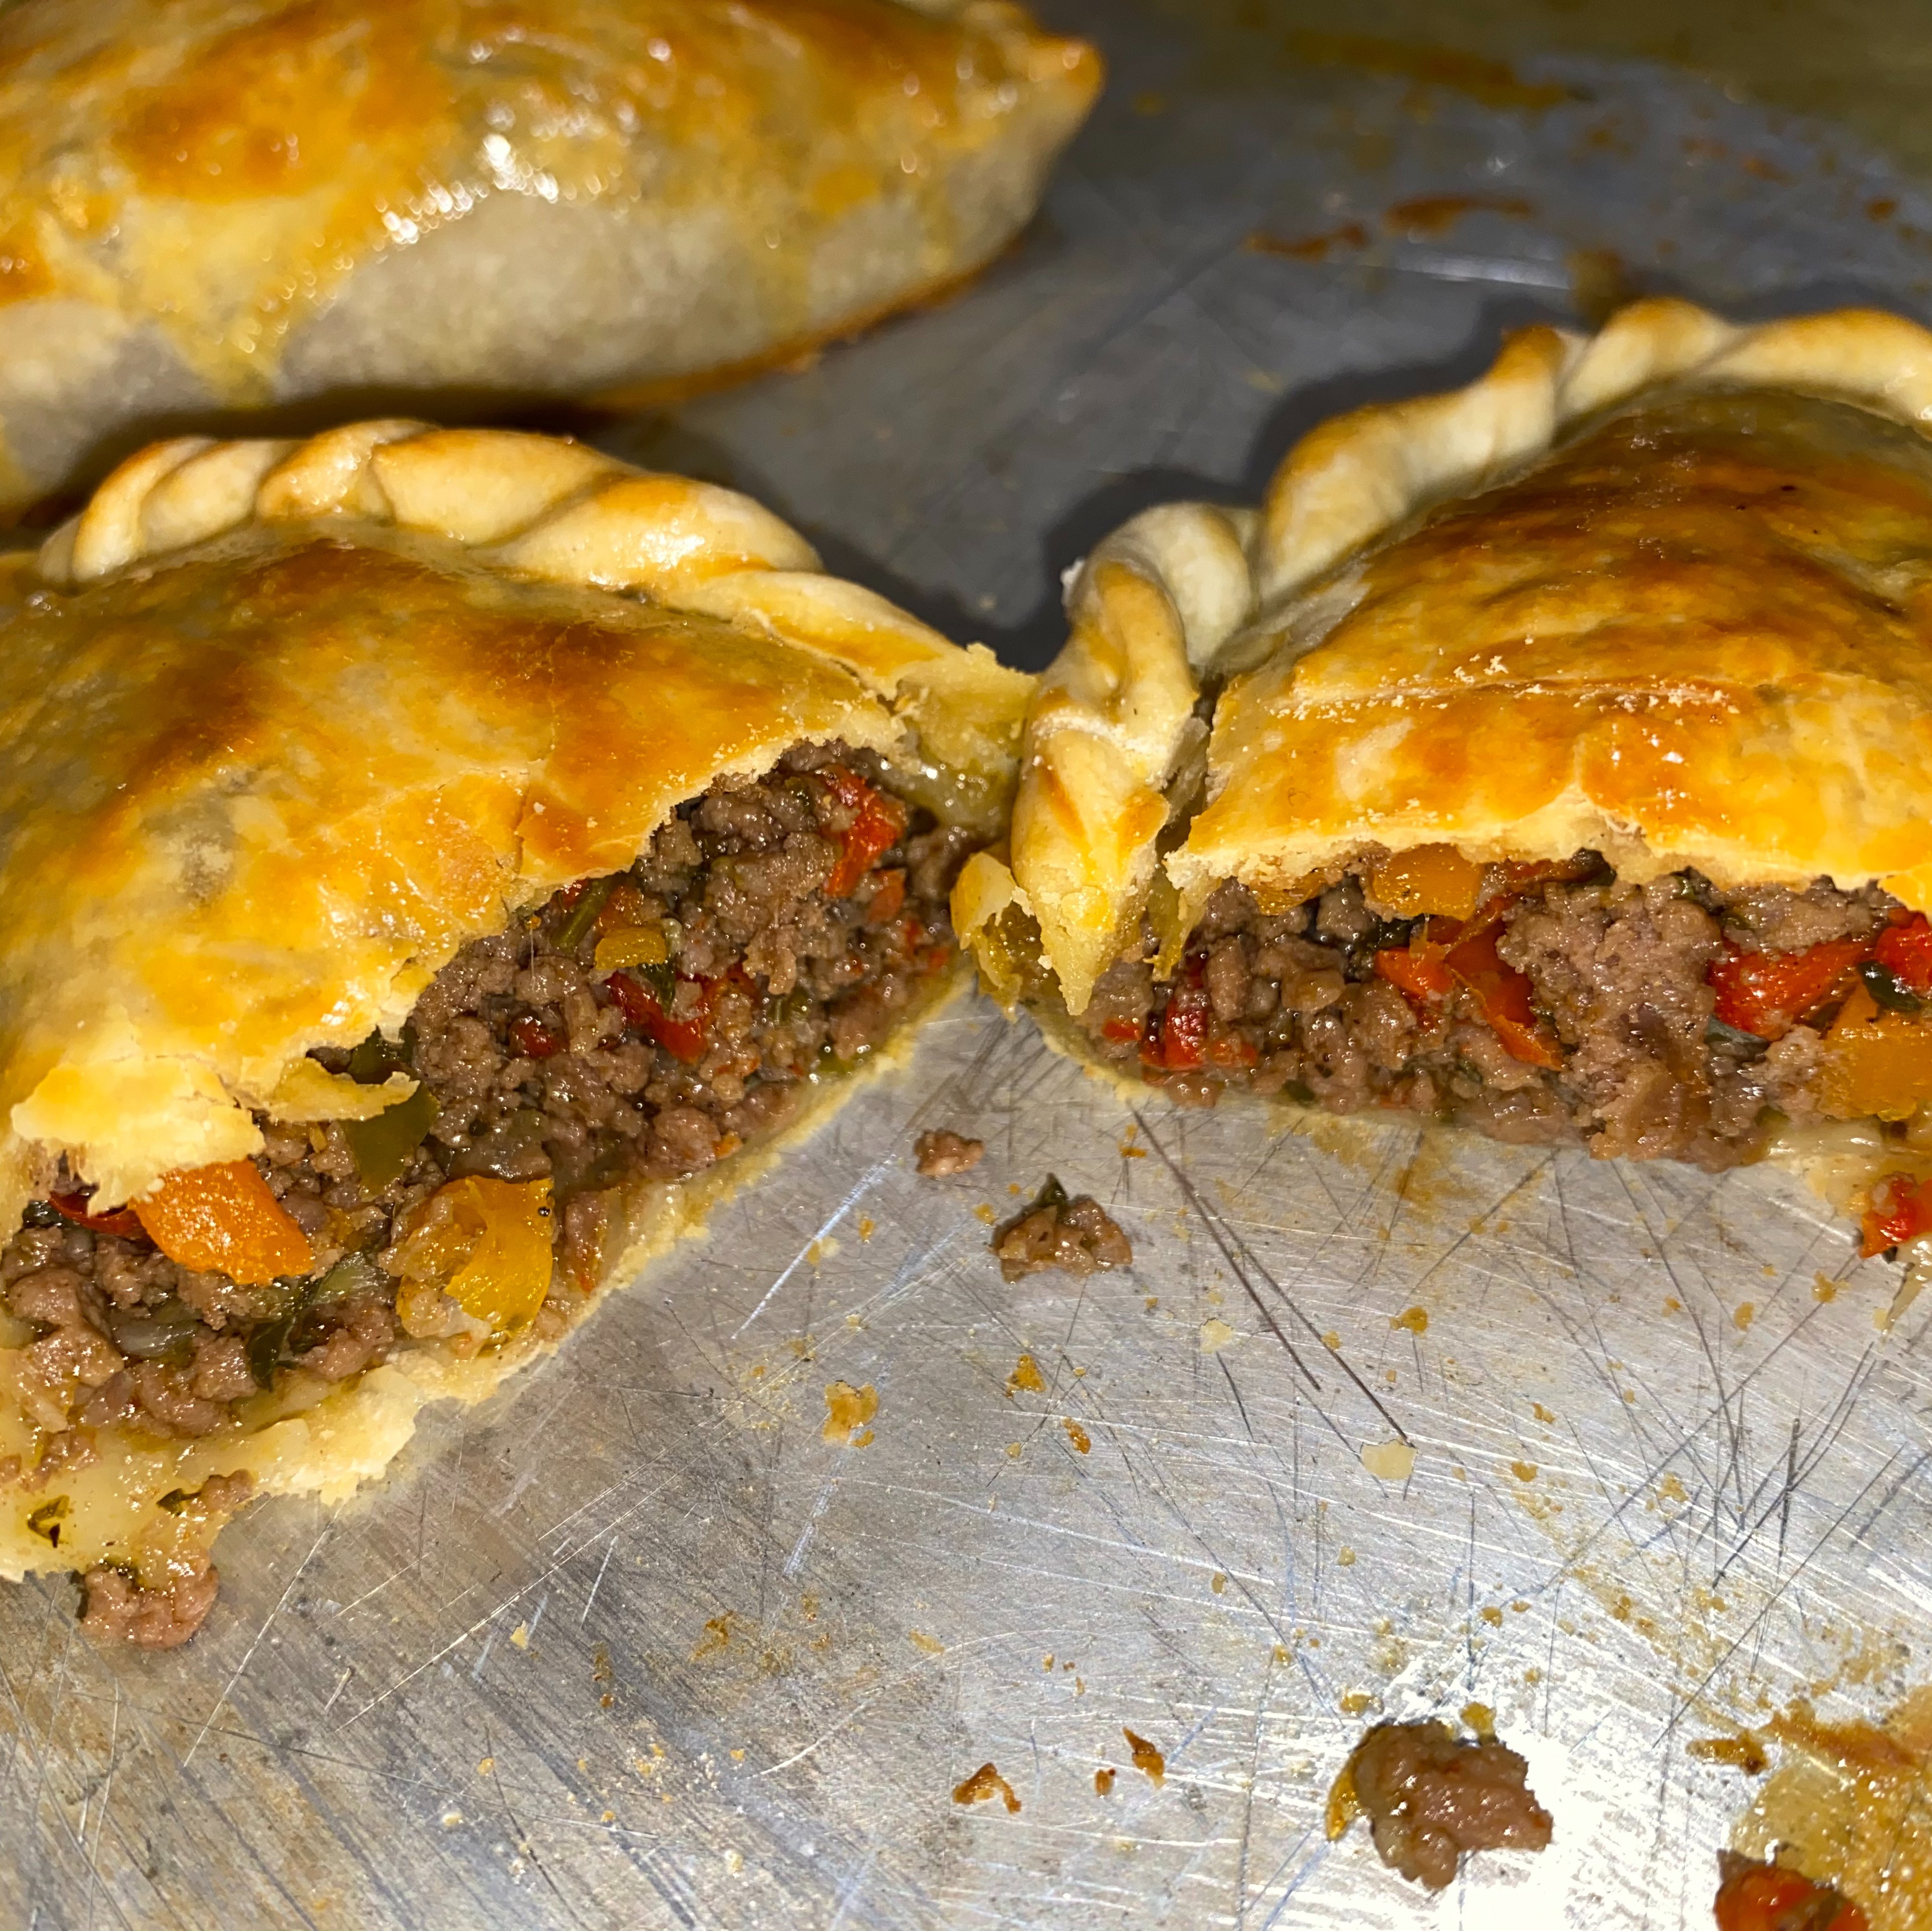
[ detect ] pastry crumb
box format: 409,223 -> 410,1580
914,1129 -> 984,1177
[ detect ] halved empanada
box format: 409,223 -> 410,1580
0,421 -> 1029,1642
960,300 -> 1932,1260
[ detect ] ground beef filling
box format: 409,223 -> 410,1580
1072,857 -> 1905,1172
3,744 -> 972,1450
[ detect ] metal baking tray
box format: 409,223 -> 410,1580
8,3 -> 1932,1924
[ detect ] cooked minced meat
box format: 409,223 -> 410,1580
72,1471 -> 255,1649
4,744 -> 972,1456
914,1128 -> 984,1177
991,1176 -> 1132,1281
79,1558 -> 223,1650
1069,857 -> 1903,1171
1343,1719 -> 1553,1890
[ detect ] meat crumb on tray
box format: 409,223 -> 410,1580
992,1177 -> 1132,1281
1333,1718 -> 1552,1890
914,1129 -> 984,1177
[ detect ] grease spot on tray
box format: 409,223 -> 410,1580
1062,1416 -> 1091,1453
1392,1305 -> 1429,1334
1362,1440 -> 1415,1481
692,1613 -> 738,1660
953,1762 -> 1020,1813
1094,1767 -> 1115,1795
1383,192 -> 1535,236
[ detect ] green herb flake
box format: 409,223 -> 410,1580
553,875 -> 620,953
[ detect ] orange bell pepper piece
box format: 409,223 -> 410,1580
1366,844 -> 1484,921
1817,983 -> 1932,1123
1375,929 -> 1458,1003
133,1160 -> 313,1284
390,1176 -> 554,1334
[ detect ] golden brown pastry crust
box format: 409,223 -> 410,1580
0,420 -> 1027,1585
974,302 -> 1932,1013
0,0 -> 1099,512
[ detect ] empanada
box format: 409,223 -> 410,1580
0,421 -> 1029,1642
0,0 -> 1099,514
960,300 -> 1932,1256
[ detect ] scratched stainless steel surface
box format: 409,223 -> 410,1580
10,5 -> 1932,1927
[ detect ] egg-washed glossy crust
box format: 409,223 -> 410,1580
0,423 -> 1028,1586
966,302 -> 1932,1016
0,0 -> 1099,513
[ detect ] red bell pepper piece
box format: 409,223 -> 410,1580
608,971 -> 712,1064
508,1013 -> 567,1059
1874,912 -> 1932,996
1862,1172 -> 1932,1258
1708,938 -> 1870,1041
1715,1856 -> 1868,1931
48,1190 -> 146,1240
1145,960 -> 1211,1069
1444,922 -> 1564,1069
1101,1018 -> 1142,1043
822,767 -> 908,897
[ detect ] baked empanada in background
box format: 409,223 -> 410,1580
0,422 -> 1029,1644
0,0 -> 1099,515
957,300 -> 1932,1263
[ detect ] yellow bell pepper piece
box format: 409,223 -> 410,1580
1367,844 -> 1485,921
391,1177 -> 554,1334
1818,984 -> 1932,1123
594,923 -> 671,975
